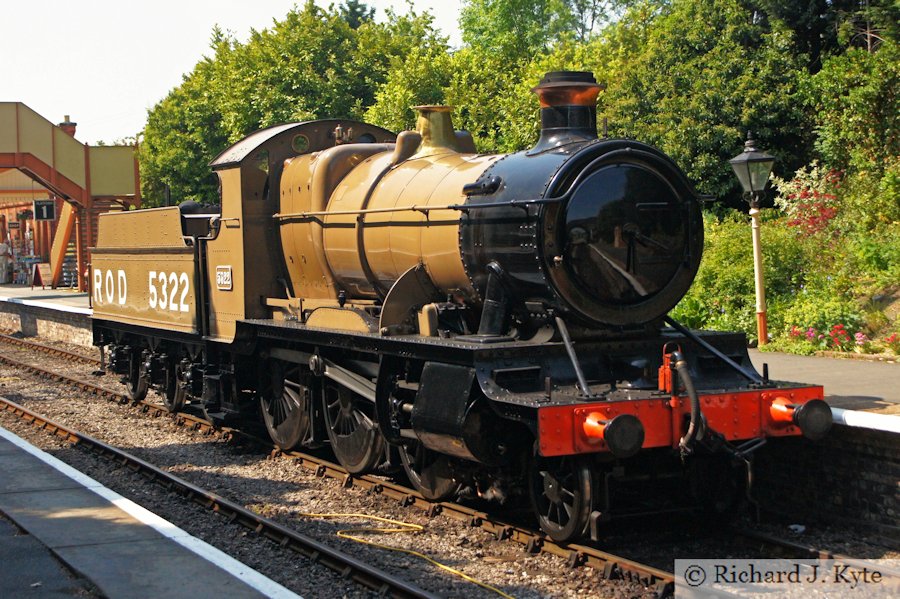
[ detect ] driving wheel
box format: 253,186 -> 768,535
261,361 -> 311,451
163,359 -> 187,413
125,349 -> 148,401
399,439 -> 460,501
323,383 -> 384,474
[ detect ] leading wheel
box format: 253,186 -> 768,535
529,455 -> 593,542
126,350 -> 148,402
260,361 -> 310,451
399,439 -> 460,502
323,383 -> 384,474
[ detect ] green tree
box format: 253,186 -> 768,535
340,0 -> 375,29
754,0 -> 853,72
755,1 -> 900,70
364,46 -> 452,133
803,40 -> 900,228
140,2 -> 445,205
598,0 -> 812,204
806,41 -> 899,173
568,0 -> 646,41
140,29 -> 233,205
459,0 -> 575,61
835,0 -> 900,53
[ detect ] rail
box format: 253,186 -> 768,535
0,338 -> 676,596
0,396 -> 439,599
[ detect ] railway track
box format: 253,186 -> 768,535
0,395 -> 439,599
6,333 -> 899,596
732,527 -> 900,579
5,333 -> 897,599
0,333 -> 676,597
0,332 -> 100,366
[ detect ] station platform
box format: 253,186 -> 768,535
0,283 -> 896,413
0,423 -> 299,599
749,349 -> 899,415
0,283 -> 90,313
0,284 -> 92,346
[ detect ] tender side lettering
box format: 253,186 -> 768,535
93,269 -> 127,305
148,271 -> 190,312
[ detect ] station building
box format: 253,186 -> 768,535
0,105 -> 140,289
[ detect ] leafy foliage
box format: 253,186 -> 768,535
339,0 -> 375,28
805,41 -> 899,175
597,0 -> 813,205
459,0 -> 576,60
141,0 -> 899,349
771,161 -> 841,235
141,2 -> 444,205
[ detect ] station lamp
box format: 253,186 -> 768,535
729,132 -> 775,346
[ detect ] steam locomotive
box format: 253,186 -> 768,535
91,71 -> 832,541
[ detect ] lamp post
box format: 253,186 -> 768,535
729,132 -> 775,346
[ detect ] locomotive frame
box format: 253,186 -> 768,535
92,71 -> 832,542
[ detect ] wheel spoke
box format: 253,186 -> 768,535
530,456 -> 592,542
323,383 -> 384,475
284,388 -> 300,410
261,361 -> 310,451
414,446 -> 426,471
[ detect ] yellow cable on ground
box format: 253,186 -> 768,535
297,512 -> 515,599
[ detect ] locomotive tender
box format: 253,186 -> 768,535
91,71 -> 832,541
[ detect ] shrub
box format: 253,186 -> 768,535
780,291 -> 864,335
771,161 -> 842,235
672,211 -> 754,335
884,333 -> 900,355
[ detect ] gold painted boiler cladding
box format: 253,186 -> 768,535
279,109 -> 500,303
326,151 -> 499,298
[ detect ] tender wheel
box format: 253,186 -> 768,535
529,455 -> 593,542
126,350 -> 148,401
260,361 -> 310,451
399,439 -> 460,502
163,360 -> 187,413
323,383 -> 384,474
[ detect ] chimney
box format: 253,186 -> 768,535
530,71 -> 602,153
411,105 -> 459,158
59,115 -> 77,137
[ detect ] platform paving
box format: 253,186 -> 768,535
0,513 -> 98,598
0,283 -> 90,313
749,348 -> 899,415
0,424 -> 300,599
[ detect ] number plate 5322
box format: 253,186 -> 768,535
216,266 -> 233,291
